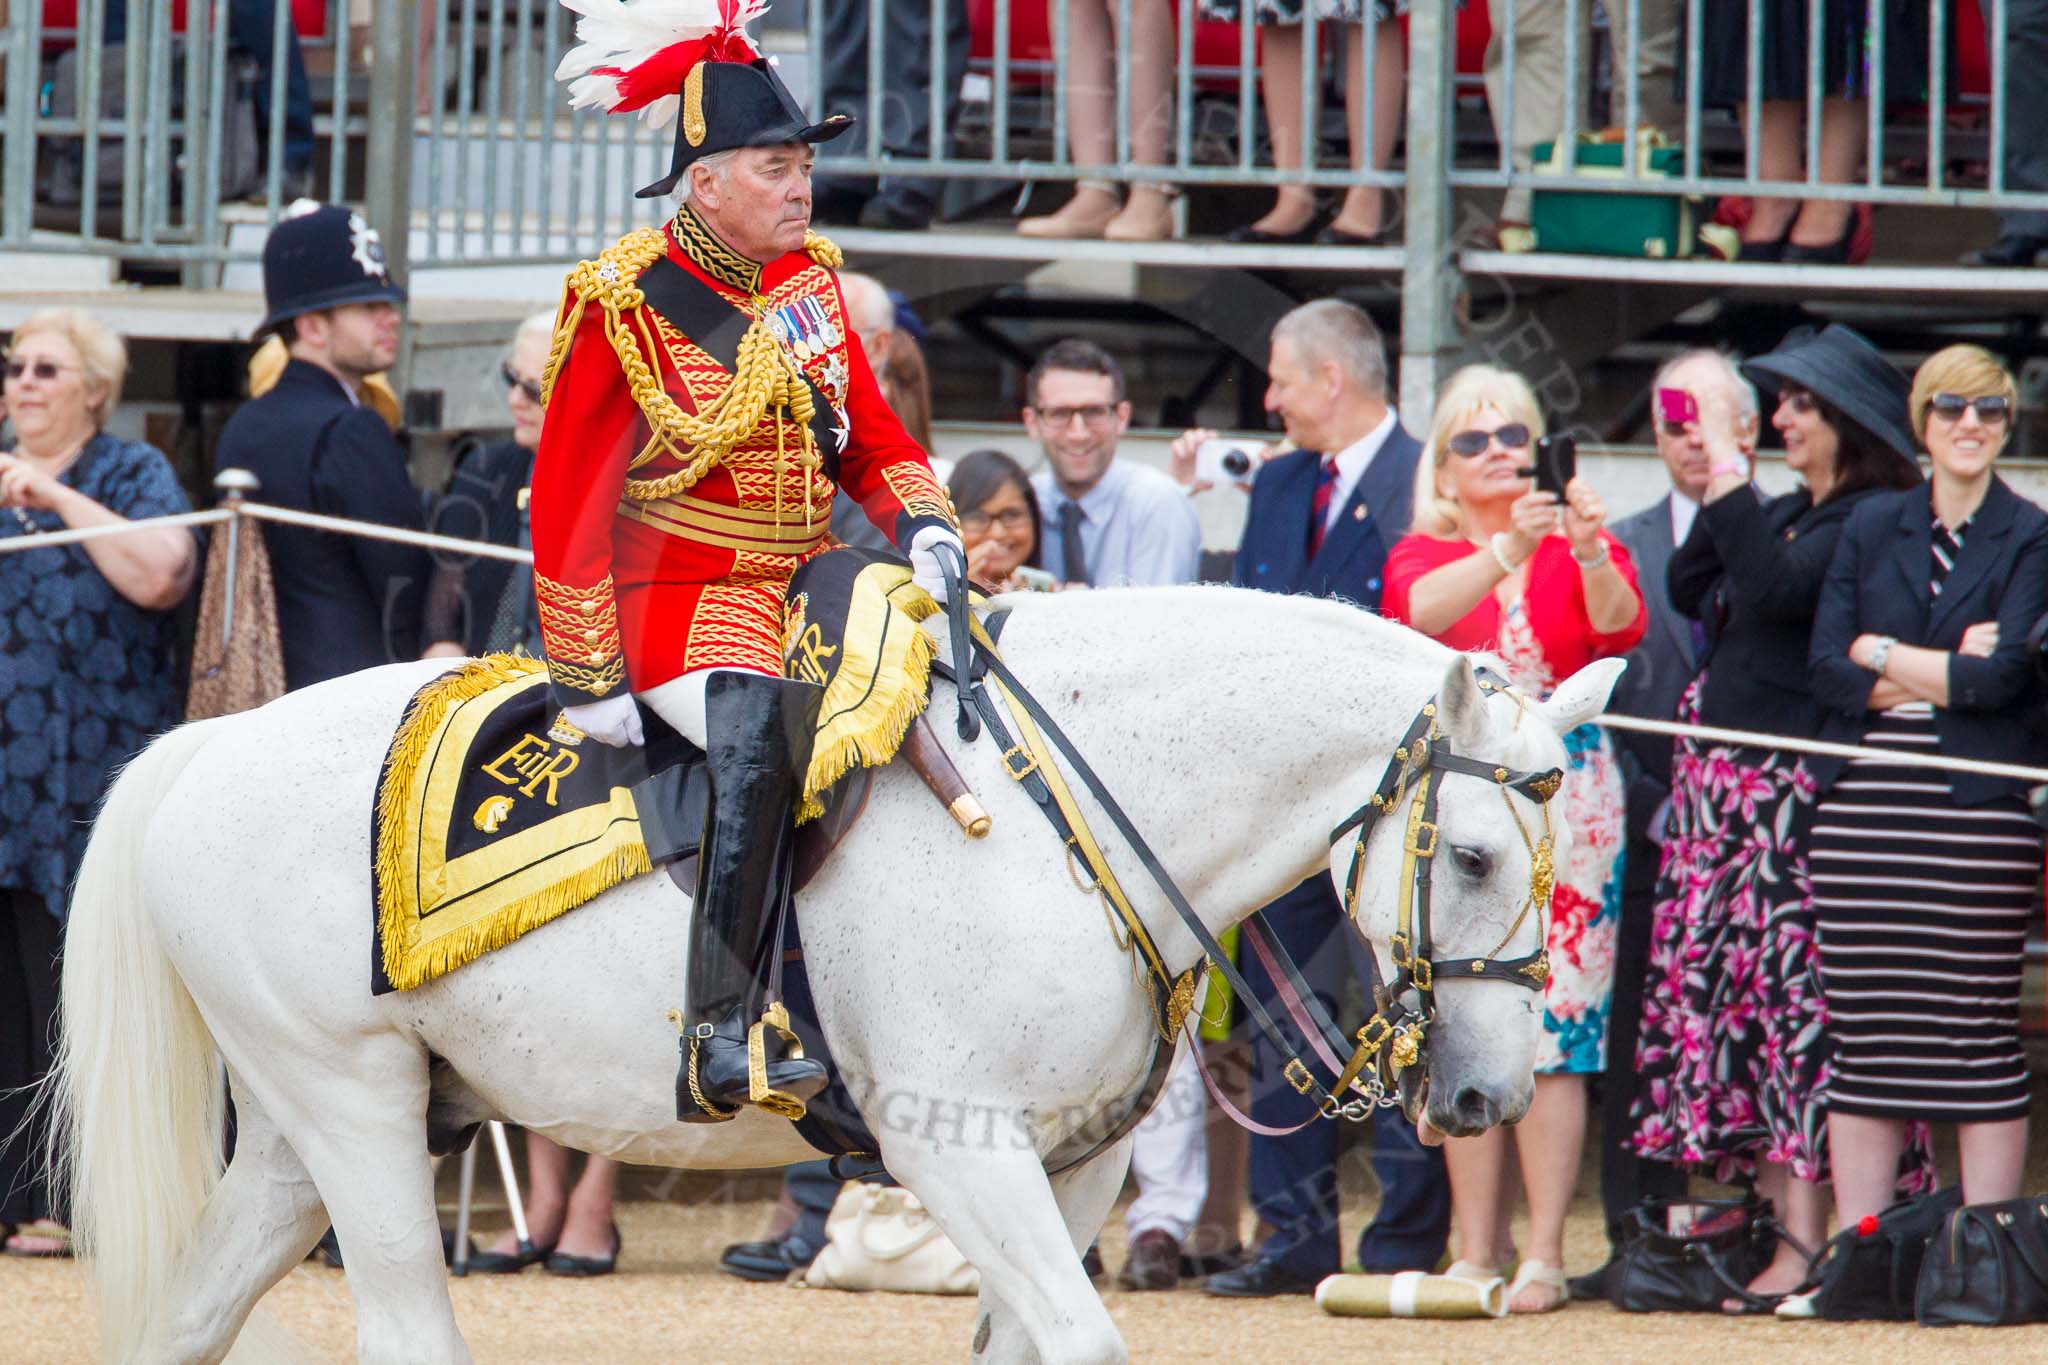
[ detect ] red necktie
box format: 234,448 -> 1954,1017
1308,455 -> 1341,557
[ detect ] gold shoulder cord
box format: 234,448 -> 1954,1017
541,226 -> 847,523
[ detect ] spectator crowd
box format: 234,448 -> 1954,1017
5,197 -> 2048,1324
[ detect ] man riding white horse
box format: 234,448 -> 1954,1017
532,1 -> 965,1123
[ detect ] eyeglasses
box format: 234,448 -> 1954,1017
500,363 -> 544,405
3,358 -> 74,382
1779,389 -> 1819,415
1033,403 -> 1118,428
1446,423 -> 1530,457
961,506 -> 1034,534
1928,392 -> 2012,424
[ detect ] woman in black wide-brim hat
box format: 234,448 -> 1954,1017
1629,325 -> 1934,1312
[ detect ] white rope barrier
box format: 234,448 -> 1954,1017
0,507 -> 232,551
8,501 -> 2048,786
1596,712 -> 2048,787
235,503 -> 534,565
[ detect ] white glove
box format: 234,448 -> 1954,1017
560,694 -> 645,748
910,524 -> 967,605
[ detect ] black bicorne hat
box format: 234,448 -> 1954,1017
554,2 -> 853,200
636,58 -> 851,199
255,201 -> 407,337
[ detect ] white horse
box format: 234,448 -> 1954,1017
47,585 -> 1620,1364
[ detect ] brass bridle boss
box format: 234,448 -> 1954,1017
1313,677 -> 1564,1121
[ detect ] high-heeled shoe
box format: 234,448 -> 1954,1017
1317,220 -> 1397,247
1225,214 -> 1325,245
1017,181 -> 1122,240
1104,185 -> 1181,242
1782,202 -> 1869,265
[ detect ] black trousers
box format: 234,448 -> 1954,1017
816,0 -> 971,207
0,889 -> 63,1227
1595,833 -> 1686,1249
1985,0 -> 2048,236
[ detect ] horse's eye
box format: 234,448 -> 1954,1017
1451,846 -> 1490,879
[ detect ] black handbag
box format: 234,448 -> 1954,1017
1610,1194 -> 1779,1313
1915,1194 -> 2048,1327
1807,1187 -> 1962,1321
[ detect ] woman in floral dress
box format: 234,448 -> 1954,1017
1628,327 -> 1933,1309
1384,363 -> 1643,1313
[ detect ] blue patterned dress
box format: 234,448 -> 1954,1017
0,434 -> 192,919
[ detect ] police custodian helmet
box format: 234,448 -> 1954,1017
256,201 -> 408,338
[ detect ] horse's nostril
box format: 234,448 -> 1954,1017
1452,1086 -> 1500,1130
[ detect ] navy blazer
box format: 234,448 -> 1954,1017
1606,495 -> 1697,847
214,359 -> 432,690
1232,424 -> 1422,608
1808,476 -> 2048,805
1669,484 -> 1877,742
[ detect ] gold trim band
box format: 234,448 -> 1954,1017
618,497 -> 828,554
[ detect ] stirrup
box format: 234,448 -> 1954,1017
748,1002 -> 811,1121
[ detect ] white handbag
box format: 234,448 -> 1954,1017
796,1184 -> 980,1296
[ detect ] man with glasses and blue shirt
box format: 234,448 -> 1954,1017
1024,339 -> 1202,591
1020,337 -> 1206,1290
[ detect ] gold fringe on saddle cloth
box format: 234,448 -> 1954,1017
373,655 -> 653,992
372,555 -> 940,992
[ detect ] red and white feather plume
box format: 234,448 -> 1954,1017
555,0 -> 769,130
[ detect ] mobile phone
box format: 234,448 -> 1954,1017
1195,439 -> 1258,487
1655,387 -> 1697,427
1532,433 -> 1577,499
1011,565 -> 1057,592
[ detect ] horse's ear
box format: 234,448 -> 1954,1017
1537,658 -> 1627,734
1435,654 -> 1488,748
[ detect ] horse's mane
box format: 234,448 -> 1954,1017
986,583 -> 1450,662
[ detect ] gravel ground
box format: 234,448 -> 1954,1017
11,1181 -> 2048,1363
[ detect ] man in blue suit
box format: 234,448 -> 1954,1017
1172,298 -> 1449,1295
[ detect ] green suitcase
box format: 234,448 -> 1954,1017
1527,134 -> 1697,259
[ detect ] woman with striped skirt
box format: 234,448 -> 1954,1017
1807,344 -> 2048,1227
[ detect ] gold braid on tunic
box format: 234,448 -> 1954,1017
538,210 -> 846,525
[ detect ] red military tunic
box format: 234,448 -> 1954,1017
528,207 -> 955,706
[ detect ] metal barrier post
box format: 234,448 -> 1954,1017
366,0 -> 417,289
1399,0 -> 1461,424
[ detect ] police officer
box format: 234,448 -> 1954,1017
214,202 -> 432,690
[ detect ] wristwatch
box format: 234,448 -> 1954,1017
1867,636 -> 1898,676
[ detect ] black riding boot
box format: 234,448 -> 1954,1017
676,671 -> 830,1123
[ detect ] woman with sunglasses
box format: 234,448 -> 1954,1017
1628,325 -> 1930,1313
0,308 -> 197,1259
1383,364 -> 1645,1314
1807,344 -> 2048,1233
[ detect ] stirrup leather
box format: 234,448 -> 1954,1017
748,1001 -> 810,1121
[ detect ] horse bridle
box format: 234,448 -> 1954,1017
1316,671 -> 1563,1117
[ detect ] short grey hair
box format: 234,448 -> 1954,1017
1652,347 -> 1758,417
512,310 -> 554,358
837,271 -> 895,340
668,148 -> 739,208
1270,299 -> 1387,399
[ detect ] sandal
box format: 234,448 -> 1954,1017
1444,1259 -> 1501,1282
1506,1259 -> 1568,1314
4,1219 -> 73,1258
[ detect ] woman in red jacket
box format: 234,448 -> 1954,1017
1384,364 -> 1646,1313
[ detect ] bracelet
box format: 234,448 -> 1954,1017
1489,532 -> 1525,576
1867,635 -> 1897,677
1708,460 -> 1750,480
1571,542 -> 1610,570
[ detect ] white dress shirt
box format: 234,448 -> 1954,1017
1321,407 -> 1400,536
1669,489 -> 1700,547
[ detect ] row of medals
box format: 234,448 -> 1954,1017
768,296 -> 841,363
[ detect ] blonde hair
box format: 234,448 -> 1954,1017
1910,344 -> 2017,441
1411,364 -> 1546,537
12,306 -> 127,427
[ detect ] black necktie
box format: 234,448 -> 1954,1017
1058,501 -> 1091,587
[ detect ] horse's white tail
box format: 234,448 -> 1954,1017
42,719 -> 228,1364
